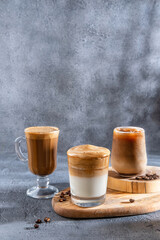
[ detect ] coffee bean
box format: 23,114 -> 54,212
136,176 -> 141,180
129,199 -> 135,203
144,176 -> 149,180
35,219 -> 42,224
44,217 -> 51,223
64,190 -> 71,195
153,174 -> 159,179
135,173 -> 159,181
34,224 -> 39,229
47,218 -> 50,222
145,177 -> 150,180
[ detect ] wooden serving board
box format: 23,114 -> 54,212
52,187 -> 160,219
108,166 -> 160,193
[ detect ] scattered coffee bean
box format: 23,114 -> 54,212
44,217 -> 51,223
63,190 -> 70,196
66,190 -> 71,196
129,199 -> 135,203
153,174 -> 158,179
146,177 -> 150,180
58,190 -> 71,202
135,173 -> 159,181
34,224 -> 39,229
35,219 -> 42,224
136,176 -> 141,180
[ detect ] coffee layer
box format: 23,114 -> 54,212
68,165 -> 109,177
67,145 -> 110,177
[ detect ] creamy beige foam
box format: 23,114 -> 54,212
115,126 -> 144,134
67,144 -> 110,178
25,126 -> 59,139
67,144 -> 110,159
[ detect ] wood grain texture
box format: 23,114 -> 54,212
52,187 -> 160,219
108,166 -> 160,193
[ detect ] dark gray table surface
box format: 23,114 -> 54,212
1,153 -> 160,240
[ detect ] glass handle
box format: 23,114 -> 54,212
15,136 -> 28,162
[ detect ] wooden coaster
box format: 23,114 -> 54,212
52,187 -> 160,219
108,166 -> 160,193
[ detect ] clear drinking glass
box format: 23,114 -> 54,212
15,126 -> 59,199
111,126 -> 147,176
67,145 -> 110,207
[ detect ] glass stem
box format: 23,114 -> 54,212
37,176 -> 49,189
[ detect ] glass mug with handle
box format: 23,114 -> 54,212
15,126 -> 59,199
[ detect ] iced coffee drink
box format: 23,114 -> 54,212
67,144 -> 110,207
111,126 -> 147,176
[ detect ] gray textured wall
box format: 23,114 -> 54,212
0,0 -> 160,155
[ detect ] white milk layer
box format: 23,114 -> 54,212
69,174 -> 108,198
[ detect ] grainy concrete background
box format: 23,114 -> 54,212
0,0 -> 160,154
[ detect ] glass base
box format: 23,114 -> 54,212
71,194 -> 105,207
26,185 -> 59,199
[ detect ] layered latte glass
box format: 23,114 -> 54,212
67,144 -> 110,207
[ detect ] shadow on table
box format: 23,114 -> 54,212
0,182 -> 70,224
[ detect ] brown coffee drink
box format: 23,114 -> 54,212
111,126 -> 147,176
25,126 -> 59,176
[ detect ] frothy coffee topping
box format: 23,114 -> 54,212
25,126 -> 59,139
115,127 -> 144,134
67,144 -> 110,159
67,145 -> 110,177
